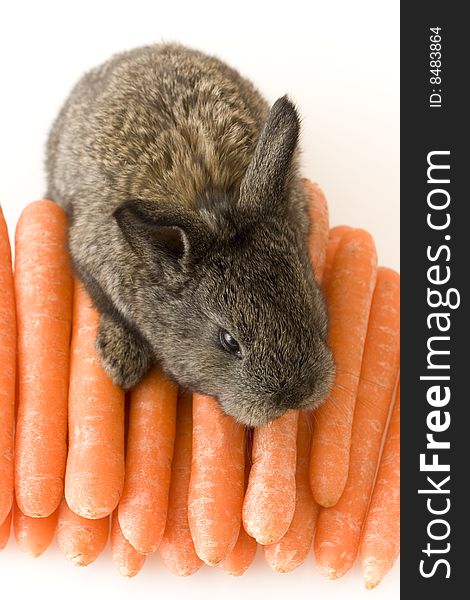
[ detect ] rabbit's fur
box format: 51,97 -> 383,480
46,43 -> 334,426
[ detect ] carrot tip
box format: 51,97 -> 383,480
122,537 -> 153,556
268,558 -> 304,574
364,579 -> 380,591
117,566 -> 140,578
64,498 -> 112,521
271,565 -> 291,574
250,532 -> 279,546
25,549 -> 44,558
315,562 -> 342,580
160,557 -> 203,576
199,554 -> 223,566
363,561 -> 384,589
258,538 -> 275,546
315,546 -> 353,580
313,493 -> 341,508
221,570 -> 244,577
67,553 -> 93,567
171,567 -> 201,577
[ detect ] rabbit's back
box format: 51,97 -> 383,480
46,43 -> 269,212
43,44 -> 334,426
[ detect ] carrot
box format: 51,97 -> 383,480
118,366 -> 177,554
264,411 -> 319,572
243,410 -> 299,545
304,179 -> 330,283
220,439 -> 258,576
0,511 -> 12,550
57,498 -> 109,566
13,498 -> 58,557
360,383 -> 400,589
220,524 -> 257,576
0,206 -> 16,524
321,225 -> 353,290
160,390 -> 202,576
111,510 -> 146,577
314,267 -> 400,579
14,200 -> 72,518
310,228 -> 377,507
64,280 -> 125,519
188,393 -> 245,565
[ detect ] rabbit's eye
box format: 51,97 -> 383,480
219,329 -> 242,358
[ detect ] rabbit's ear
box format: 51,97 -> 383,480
113,199 -> 211,273
239,95 -> 300,215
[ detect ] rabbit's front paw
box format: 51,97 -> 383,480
96,313 -> 153,389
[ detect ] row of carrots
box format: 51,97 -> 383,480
0,181 -> 400,588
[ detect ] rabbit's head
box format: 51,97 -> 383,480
114,97 -> 335,426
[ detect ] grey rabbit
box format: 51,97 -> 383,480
45,42 -> 334,426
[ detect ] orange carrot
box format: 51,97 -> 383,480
220,440 -> 258,576
57,498 -> 109,566
0,206 -> 16,524
14,200 -> 72,518
310,228 -> 377,507
314,268 -> 400,579
118,366 -> 177,554
304,180 -> 330,283
188,393 -> 245,565
0,510 -> 12,550
160,390 -> 202,576
65,280 -> 125,519
13,498 -> 58,557
264,411 -> 319,572
321,226 -> 353,291
361,383 -> 400,589
243,410 -> 299,545
111,510 -> 146,577
220,524 -> 257,576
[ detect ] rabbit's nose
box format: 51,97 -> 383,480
272,369 -> 321,410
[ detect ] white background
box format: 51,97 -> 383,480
0,0 -> 399,598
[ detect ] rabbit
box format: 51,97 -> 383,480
45,42 -> 335,427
